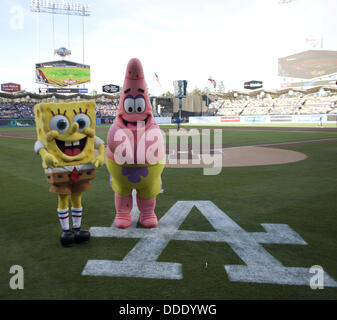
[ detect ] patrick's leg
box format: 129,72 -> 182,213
114,193 -> 132,229
136,194 -> 158,228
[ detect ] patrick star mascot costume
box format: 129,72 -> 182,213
106,58 -> 165,229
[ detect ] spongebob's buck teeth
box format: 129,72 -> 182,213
64,140 -> 80,147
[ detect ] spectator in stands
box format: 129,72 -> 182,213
213,92 -> 337,116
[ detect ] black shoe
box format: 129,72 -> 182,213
72,228 -> 91,244
60,230 -> 75,247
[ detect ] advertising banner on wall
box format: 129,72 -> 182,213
103,84 -> 120,94
270,115 -> 293,122
0,119 -> 35,127
1,83 -> 21,92
295,115 -> 324,122
101,117 -> 116,124
244,80 -> 263,90
189,117 -> 223,124
154,117 -> 172,124
243,116 -> 267,123
220,116 -> 240,122
189,114 -> 330,125
47,88 -> 80,94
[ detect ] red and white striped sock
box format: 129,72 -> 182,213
71,207 -> 82,229
57,208 -> 70,230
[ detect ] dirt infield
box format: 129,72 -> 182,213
0,130 -> 36,140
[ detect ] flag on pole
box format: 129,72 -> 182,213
153,72 -> 161,87
208,77 -> 216,88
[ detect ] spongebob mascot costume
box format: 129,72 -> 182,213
106,58 -> 165,229
33,101 -> 105,247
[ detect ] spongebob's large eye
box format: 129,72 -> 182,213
50,115 -> 70,134
73,114 -> 91,132
135,96 -> 146,113
124,97 -> 135,113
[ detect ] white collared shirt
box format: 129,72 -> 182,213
44,164 -> 94,174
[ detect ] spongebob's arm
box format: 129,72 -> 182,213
91,136 -> 105,168
34,140 -> 59,168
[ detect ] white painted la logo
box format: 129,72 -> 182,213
82,194 -> 337,287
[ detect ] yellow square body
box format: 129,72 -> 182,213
34,101 -> 97,167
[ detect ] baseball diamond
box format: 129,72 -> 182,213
1,125 -> 337,299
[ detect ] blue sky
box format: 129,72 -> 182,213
1,0 -> 336,94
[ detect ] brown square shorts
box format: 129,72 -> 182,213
45,168 -> 96,195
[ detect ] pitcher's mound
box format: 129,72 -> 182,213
165,146 -> 307,168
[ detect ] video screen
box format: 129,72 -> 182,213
278,50 -> 337,79
35,60 -> 90,87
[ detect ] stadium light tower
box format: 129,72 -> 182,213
30,0 -> 90,15
30,0 -> 91,64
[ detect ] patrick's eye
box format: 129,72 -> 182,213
73,114 -> 91,132
135,97 -> 146,113
124,97 -> 135,113
50,115 -> 70,134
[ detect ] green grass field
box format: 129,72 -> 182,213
38,67 -> 90,86
0,126 -> 337,299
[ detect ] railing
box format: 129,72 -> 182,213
0,118 -> 35,127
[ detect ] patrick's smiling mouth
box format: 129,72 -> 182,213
55,137 -> 87,156
122,117 -> 148,128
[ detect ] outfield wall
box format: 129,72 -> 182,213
189,114 -> 337,124
154,117 -> 172,124
0,119 -> 35,127
1,114 -> 336,127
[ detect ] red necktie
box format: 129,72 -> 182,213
70,167 -> 79,182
